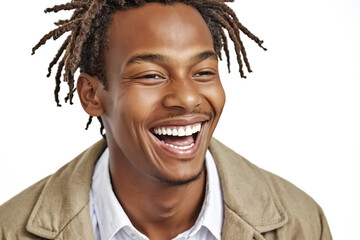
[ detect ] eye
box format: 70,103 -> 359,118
130,72 -> 167,86
135,74 -> 165,80
192,69 -> 218,82
194,71 -> 216,77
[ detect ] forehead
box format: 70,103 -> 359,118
106,3 -> 214,55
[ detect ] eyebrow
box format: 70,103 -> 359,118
194,50 -> 218,62
126,54 -> 169,65
126,50 -> 218,66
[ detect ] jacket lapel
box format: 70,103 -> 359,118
209,139 -> 288,239
25,140 -> 107,239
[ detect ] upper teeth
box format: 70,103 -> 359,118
153,123 -> 201,137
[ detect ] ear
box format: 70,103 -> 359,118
77,73 -> 104,117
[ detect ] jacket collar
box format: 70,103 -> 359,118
209,138 -> 288,239
26,140 -> 107,239
26,138 -> 287,239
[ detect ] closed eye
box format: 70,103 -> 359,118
194,71 -> 216,77
135,74 -> 165,80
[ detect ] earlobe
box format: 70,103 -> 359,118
77,73 -> 104,117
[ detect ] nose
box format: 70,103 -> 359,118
163,78 -> 202,111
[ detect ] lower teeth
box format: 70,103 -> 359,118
161,141 -> 194,150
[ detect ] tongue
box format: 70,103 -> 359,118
158,135 -> 194,147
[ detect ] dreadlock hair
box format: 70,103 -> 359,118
32,0 -> 266,136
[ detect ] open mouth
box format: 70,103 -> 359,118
150,123 -> 202,151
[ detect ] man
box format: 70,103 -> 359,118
0,0 -> 332,239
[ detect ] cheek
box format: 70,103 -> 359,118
117,86 -> 163,125
202,82 -> 226,115
106,88 -> 158,154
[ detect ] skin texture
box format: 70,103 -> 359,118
77,3 -> 226,239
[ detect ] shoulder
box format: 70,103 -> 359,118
210,138 -> 321,210
256,165 -> 332,239
209,138 -> 332,239
0,176 -> 50,239
0,139 -> 106,239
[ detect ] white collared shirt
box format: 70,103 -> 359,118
89,149 -> 224,240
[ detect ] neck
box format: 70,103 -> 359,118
109,154 -> 207,240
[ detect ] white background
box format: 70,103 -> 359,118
0,0 -> 359,239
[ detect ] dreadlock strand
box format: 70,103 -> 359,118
221,4 -> 267,51
32,29 -> 59,55
64,86 -> 76,104
97,117 -> 106,138
195,1 -> 237,73
219,28 -> 231,73
213,4 -> 251,74
68,0 -> 107,77
62,20 -> 82,103
47,36 -> 70,77
55,19 -> 71,26
64,24 -> 80,76
64,73 -> 76,104
207,18 -> 223,59
53,19 -> 81,40
54,58 -> 65,107
51,21 -> 79,93
219,9 -> 252,73
212,0 -> 234,2
44,2 -> 87,13
85,116 -> 93,130
210,9 -> 246,77
235,31 -> 252,73
32,20 -> 79,55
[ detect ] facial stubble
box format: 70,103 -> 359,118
154,162 -> 206,186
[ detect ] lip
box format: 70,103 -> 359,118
149,115 -> 211,129
148,118 -> 207,159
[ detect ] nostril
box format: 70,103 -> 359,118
163,81 -> 202,110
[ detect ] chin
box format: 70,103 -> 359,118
154,163 -> 205,186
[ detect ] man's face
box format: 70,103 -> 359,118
98,3 -> 226,184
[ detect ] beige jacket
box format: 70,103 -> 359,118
0,139 -> 332,240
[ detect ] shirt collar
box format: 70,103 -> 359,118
91,148 -> 223,240
204,149 -> 224,239
91,148 -> 140,240
191,149 -> 224,239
